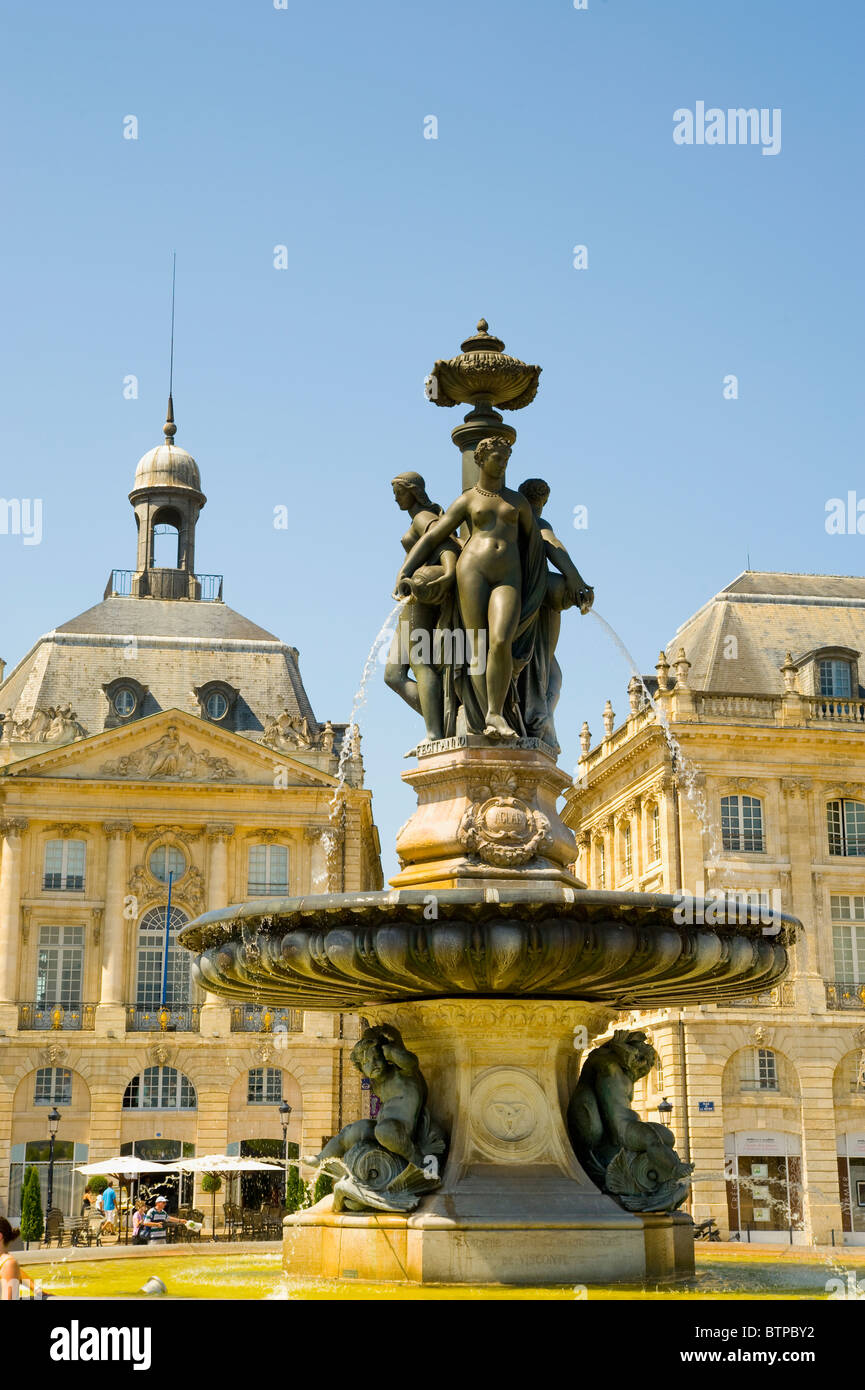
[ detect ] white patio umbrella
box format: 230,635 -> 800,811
174,1155 -> 283,1239
76,1157 -> 171,1176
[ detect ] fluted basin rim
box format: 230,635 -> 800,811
179,886 -> 796,1010
179,885 -> 798,952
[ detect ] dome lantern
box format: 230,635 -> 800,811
128,398 -> 207,600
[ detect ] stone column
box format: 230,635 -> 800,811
0,818 -> 27,1026
779,780 -> 826,1011
98,823 -> 132,1029
600,816 -> 614,890
199,824 -> 234,1034
798,1064 -> 843,1243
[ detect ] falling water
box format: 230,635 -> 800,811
586,609 -> 721,862
319,599 -> 408,886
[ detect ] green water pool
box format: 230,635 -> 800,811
25,1248 -> 862,1300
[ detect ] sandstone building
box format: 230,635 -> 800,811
564,571 -> 865,1246
0,402 -> 382,1218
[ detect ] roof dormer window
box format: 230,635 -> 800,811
102,676 -> 150,729
819,658 -> 852,698
194,680 -> 238,727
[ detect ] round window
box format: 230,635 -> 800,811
149,845 -> 187,883
205,691 -> 229,721
113,687 -> 137,717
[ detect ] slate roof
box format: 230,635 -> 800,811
0,595 -> 316,740
665,571 -> 865,694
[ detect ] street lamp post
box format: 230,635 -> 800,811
278,1100 -> 292,1205
46,1106 -> 61,1213
657,1096 -> 673,1127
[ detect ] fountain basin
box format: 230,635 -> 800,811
180,885 -> 795,1010
181,888 -> 796,1285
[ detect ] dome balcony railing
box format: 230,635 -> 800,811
104,569 -> 224,602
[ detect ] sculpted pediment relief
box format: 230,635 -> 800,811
2,710 -> 339,787
101,726 -> 236,781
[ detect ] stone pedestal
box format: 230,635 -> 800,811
390,741 -> 585,890
283,1000 -> 695,1286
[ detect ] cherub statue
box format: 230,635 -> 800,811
304,1023 -> 447,1213
567,1030 -> 692,1212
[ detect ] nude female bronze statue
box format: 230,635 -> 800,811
385,472 -> 458,743
517,478 -> 594,751
394,438 -> 544,740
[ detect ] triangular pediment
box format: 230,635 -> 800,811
0,708 -> 339,788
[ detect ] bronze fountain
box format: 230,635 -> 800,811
181,321 -> 795,1284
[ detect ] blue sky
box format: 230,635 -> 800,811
1,0 -> 863,876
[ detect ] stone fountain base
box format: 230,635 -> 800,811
283,999 -> 695,1286
390,740 -> 584,890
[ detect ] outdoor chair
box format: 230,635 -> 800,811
222,1203 -> 239,1240
86,1213 -> 104,1246
262,1205 -> 283,1239
250,1210 -> 265,1239
68,1218 -> 87,1247
43,1208 -> 64,1247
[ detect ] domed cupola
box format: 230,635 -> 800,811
128,397 -> 207,599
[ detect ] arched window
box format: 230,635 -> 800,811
135,906 -> 190,1010
151,507 -> 181,568
247,1068 -> 283,1105
248,843 -> 289,895
827,800 -> 865,857
721,795 -> 764,852
122,1065 -> 196,1110
43,839 -> 85,891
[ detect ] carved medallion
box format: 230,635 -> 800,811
458,795 -> 551,868
469,1067 -> 548,1162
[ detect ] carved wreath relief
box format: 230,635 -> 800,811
458,794 -> 551,868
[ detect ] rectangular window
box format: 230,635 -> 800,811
247,1067 -> 283,1105
43,840 -> 86,892
248,843 -> 289,894
34,1067 -> 72,1105
828,800 -> 865,857
651,805 -> 661,862
721,795 -> 764,853
741,1048 -> 779,1091
756,1049 -> 778,1090
820,659 -> 853,698
36,926 -> 84,1008
622,824 -> 632,878
831,895 -> 865,983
